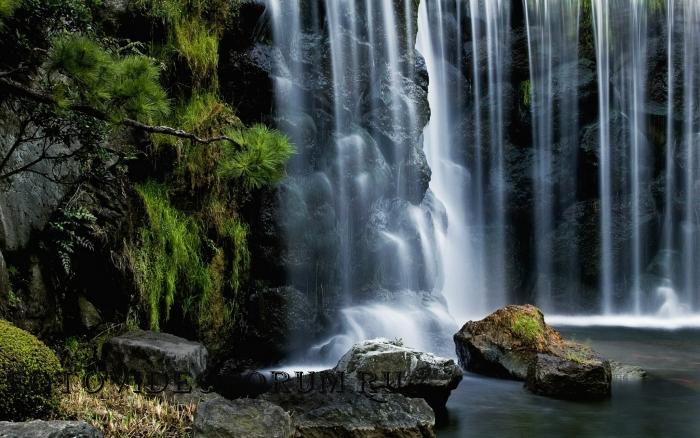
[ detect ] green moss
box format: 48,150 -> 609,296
221,217 -> 250,295
564,343 -> 595,365
511,314 -> 543,345
174,17 -> 218,82
0,0 -> 20,18
127,182 -> 212,331
0,320 -> 62,420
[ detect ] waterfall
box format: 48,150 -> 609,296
679,0 -> 700,311
266,0 -> 449,361
417,0 -> 512,322
524,0 -> 581,311
263,0 -> 700,362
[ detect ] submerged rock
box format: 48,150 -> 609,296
335,338 -> 462,410
0,420 -> 103,438
610,361 -> 648,381
102,330 -> 208,381
454,305 -> 612,400
193,396 -> 292,438
526,353 -> 612,400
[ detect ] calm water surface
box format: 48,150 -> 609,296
438,327 -> 700,437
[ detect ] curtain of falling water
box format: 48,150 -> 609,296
524,0 -> 581,312
592,0 -> 614,314
680,1 -> 700,310
266,0 -> 449,360
417,0 -> 511,320
265,0 -> 700,362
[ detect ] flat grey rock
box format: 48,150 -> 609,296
103,330 -> 208,380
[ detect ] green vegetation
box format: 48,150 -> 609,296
48,35 -> 170,122
61,379 -> 195,437
46,207 -> 96,277
219,125 -> 295,190
0,320 -> 63,420
0,0 -> 19,18
0,0 -> 292,358
564,342 -> 595,365
520,80 -> 532,107
127,182 -> 210,331
174,17 -> 218,83
511,314 -> 543,345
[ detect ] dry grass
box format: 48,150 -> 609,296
59,379 -> 195,438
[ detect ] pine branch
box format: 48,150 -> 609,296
0,77 -> 241,147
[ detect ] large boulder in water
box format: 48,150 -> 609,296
454,305 -> 612,400
335,338 -> 462,410
453,305 -> 563,379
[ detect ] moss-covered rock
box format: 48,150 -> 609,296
0,320 -> 62,420
453,305 -> 562,379
454,305 -> 613,400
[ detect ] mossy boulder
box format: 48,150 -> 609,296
453,305 -> 562,379
454,305 -> 612,400
0,320 -> 62,420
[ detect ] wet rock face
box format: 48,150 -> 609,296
454,305 -> 613,400
193,396 -> 293,438
245,286 -> 320,361
0,420 -> 103,438
0,116 -> 78,251
334,338 -> 463,410
526,353 -> 612,401
102,330 -> 208,381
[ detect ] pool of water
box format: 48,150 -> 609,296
438,327 -> 700,437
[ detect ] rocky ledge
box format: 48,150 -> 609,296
454,305 -> 612,400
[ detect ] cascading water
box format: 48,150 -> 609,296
266,0 -> 452,361
264,0 -> 700,364
416,0 -> 512,322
